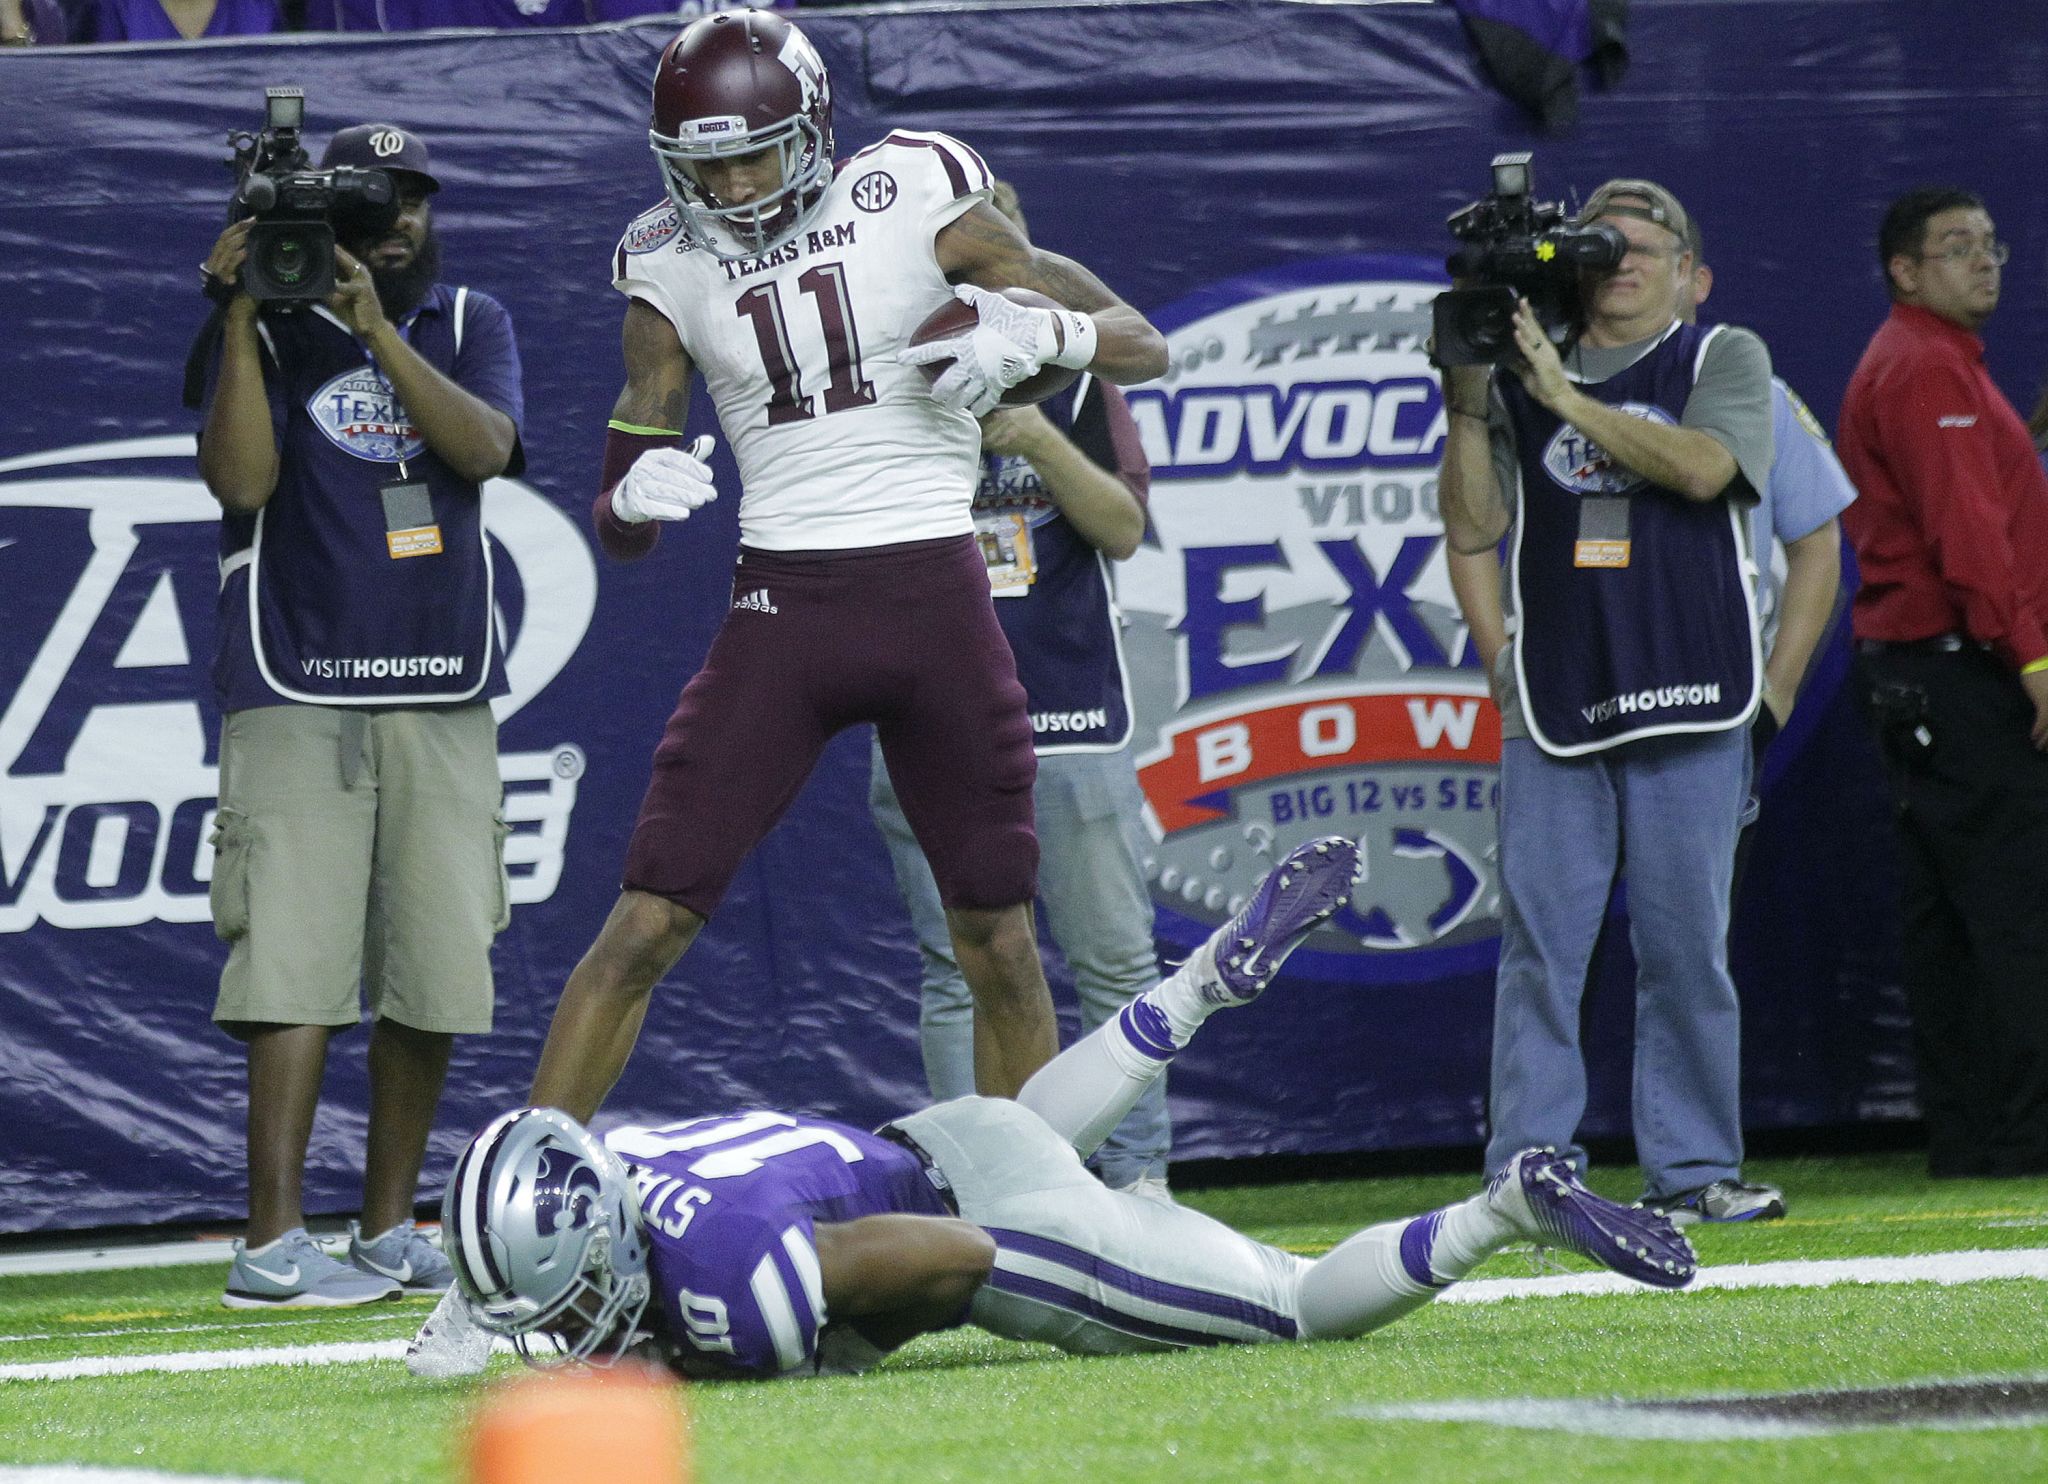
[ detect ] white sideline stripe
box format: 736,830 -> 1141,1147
0,1225 -> 446,1278
1,1340 -> 406,1382
2,1312 -> 421,1347
0,1241 -> 238,1277
0,1468 -> 291,1483
3,1248 -> 2044,1385
1440,1246 -> 2048,1304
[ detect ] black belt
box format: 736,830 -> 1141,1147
877,1122 -> 959,1215
1858,634 -> 1969,657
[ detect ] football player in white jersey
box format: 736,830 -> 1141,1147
527,8 -> 1168,1125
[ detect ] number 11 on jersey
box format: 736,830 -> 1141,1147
734,261 -> 877,425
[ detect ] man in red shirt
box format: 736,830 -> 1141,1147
1837,186 -> 2048,1179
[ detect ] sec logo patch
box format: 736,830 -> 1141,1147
851,171 -> 897,213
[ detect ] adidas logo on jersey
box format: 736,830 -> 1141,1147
732,588 -> 779,615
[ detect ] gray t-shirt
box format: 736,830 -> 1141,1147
1481,321 -> 1775,738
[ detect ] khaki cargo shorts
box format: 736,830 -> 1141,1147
210,702 -> 507,1035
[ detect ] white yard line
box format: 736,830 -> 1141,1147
1441,1246 -> 2048,1303
1349,1386 -> 2048,1441
1,1248 -> 2041,1385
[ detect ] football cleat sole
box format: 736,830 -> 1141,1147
1208,835 -> 1362,1004
1491,1148 -> 1698,1290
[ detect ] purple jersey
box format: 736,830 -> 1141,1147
603,1111 -> 949,1379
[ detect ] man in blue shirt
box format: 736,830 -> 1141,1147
196,123 -> 526,1306
1679,215 -> 1853,787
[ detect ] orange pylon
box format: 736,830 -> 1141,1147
466,1362 -> 690,1484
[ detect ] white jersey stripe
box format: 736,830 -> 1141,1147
748,1249 -> 807,1372
781,1226 -> 827,1328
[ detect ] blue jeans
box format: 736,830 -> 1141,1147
1484,729 -> 1748,1199
870,736 -> 1170,1185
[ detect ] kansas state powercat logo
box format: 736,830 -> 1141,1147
532,1149 -> 604,1237
0,436 -> 597,933
1120,256 -> 1500,983
1541,402 -> 1674,494
310,366 -> 425,464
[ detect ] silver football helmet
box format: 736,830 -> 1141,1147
441,1106 -> 651,1366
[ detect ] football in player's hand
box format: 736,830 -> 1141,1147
908,287 -> 1082,407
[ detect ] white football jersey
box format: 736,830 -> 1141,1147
612,130 -> 994,551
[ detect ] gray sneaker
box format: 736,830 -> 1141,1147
224,1227 -> 402,1309
1646,1178 -> 1787,1226
1114,1174 -> 1176,1206
349,1219 -> 455,1294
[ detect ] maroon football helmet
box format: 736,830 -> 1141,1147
649,9 -> 834,262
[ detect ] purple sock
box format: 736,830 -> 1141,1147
1397,1210 -> 1453,1291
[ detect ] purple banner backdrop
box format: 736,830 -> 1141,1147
3,0 -> 2040,1232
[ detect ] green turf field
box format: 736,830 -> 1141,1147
2,1152 -> 2044,1483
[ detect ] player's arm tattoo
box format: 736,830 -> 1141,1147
938,204 -> 1116,311
935,202 -> 1168,384
612,297 -> 693,431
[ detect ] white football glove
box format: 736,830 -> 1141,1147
897,284 -> 1099,416
610,434 -> 718,524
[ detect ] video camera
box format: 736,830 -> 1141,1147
1430,153 -> 1627,366
226,88 -> 397,303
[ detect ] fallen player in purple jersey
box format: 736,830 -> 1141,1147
409,836 -> 1696,1380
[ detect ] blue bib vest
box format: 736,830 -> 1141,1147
976,376 -> 1134,753
213,289 -> 508,709
1502,321 -> 1759,756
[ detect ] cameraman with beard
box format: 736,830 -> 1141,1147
196,124 -> 527,1308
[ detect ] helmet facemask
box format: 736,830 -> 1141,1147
650,112 -> 832,263
444,1107 -> 655,1370
505,1225 -> 654,1368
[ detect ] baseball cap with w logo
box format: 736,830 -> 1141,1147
321,123 -> 440,193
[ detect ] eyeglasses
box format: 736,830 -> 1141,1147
1919,239 -> 2010,266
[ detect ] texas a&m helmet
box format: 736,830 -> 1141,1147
649,8 -> 834,261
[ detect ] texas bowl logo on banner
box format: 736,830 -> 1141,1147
0,437 -> 597,934
1120,255 -> 1501,983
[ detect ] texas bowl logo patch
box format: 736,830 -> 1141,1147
1119,256 -> 1501,984
309,366 -> 425,465
1540,402 -> 1674,494
623,206 -> 682,256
